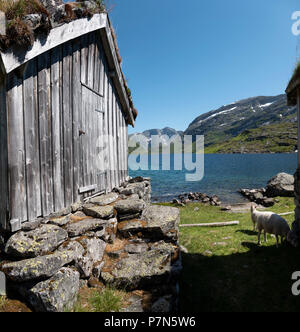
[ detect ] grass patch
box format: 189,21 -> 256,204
163,198 -> 300,312
0,296 -> 7,311
294,60 -> 300,77
0,0 -> 49,20
0,0 -> 50,50
72,287 -> 126,312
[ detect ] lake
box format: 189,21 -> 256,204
129,153 -> 298,204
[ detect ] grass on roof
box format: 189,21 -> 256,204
0,0 -> 49,20
294,60 -> 300,77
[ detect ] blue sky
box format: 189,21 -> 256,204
107,0 -> 300,134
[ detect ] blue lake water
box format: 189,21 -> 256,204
129,153 -> 298,204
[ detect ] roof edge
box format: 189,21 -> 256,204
286,70 -> 300,106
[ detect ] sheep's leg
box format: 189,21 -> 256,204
276,235 -> 279,248
264,232 -> 267,243
258,231 -> 261,245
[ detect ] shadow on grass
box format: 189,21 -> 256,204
179,242 -> 300,312
236,230 -> 257,236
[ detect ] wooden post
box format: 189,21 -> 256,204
0,11 -> 6,36
0,271 -> 6,296
298,88 -> 300,167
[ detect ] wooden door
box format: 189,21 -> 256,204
79,85 -> 107,197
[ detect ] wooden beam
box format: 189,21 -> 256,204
0,271 -> 6,296
79,184 -> 98,194
179,221 -> 240,228
298,88 -> 300,167
0,11 -> 5,36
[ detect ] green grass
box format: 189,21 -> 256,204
72,287 -> 126,312
0,296 -> 7,312
294,61 -> 300,77
165,198 -> 300,312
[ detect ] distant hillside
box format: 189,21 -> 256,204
185,94 -> 297,148
205,122 -> 297,154
129,94 -> 297,154
129,127 -> 183,154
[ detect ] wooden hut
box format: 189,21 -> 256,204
0,12 -> 135,232
286,66 -> 300,237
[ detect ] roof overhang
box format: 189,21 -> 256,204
0,13 -> 135,126
286,73 -> 300,107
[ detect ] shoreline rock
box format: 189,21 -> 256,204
171,192 -> 221,207
239,172 -> 294,207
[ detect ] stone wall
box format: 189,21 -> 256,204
291,169 -> 300,246
0,177 -> 182,312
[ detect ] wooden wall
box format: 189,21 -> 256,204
2,30 -> 128,229
0,71 -> 8,230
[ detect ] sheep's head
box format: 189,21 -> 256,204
288,231 -> 299,248
250,203 -> 257,213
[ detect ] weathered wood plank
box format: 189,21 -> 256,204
51,46 -> 64,212
0,71 -> 8,229
103,55 -> 110,192
94,33 -> 100,94
87,33 -> 96,190
62,42 -> 74,206
297,89 -> 300,167
112,90 -> 118,187
125,120 -> 129,179
79,184 -> 97,194
38,52 -> 54,217
72,38 -> 81,203
98,41 -> 105,96
80,34 -> 88,198
120,108 -> 126,183
23,59 -> 42,220
108,79 -> 115,189
7,71 -> 28,223
117,100 -> 122,185
97,95 -> 105,191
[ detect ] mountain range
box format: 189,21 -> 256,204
130,94 -> 298,153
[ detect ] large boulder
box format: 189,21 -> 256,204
119,183 -> 146,199
64,218 -> 107,237
265,173 -> 294,197
114,199 -> 146,220
1,250 -> 76,282
82,204 -> 115,219
101,245 -> 174,291
27,268 -> 80,312
89,193 -> 119,206
73,237 -> 106,278
118,205 -> 180,242
5,225 -> 68,258
39,0 -> 64,14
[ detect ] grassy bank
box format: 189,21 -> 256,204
171,197 -> 300,312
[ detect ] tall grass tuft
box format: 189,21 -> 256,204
0,0 -> 49,20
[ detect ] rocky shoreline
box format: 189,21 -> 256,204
171,193 -> 221,207
239,173 -> 294,207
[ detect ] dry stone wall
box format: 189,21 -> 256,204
0,177 -> 181,312
290,169 -> 300,246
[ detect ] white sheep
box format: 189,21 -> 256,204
251,204 -> 291,248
